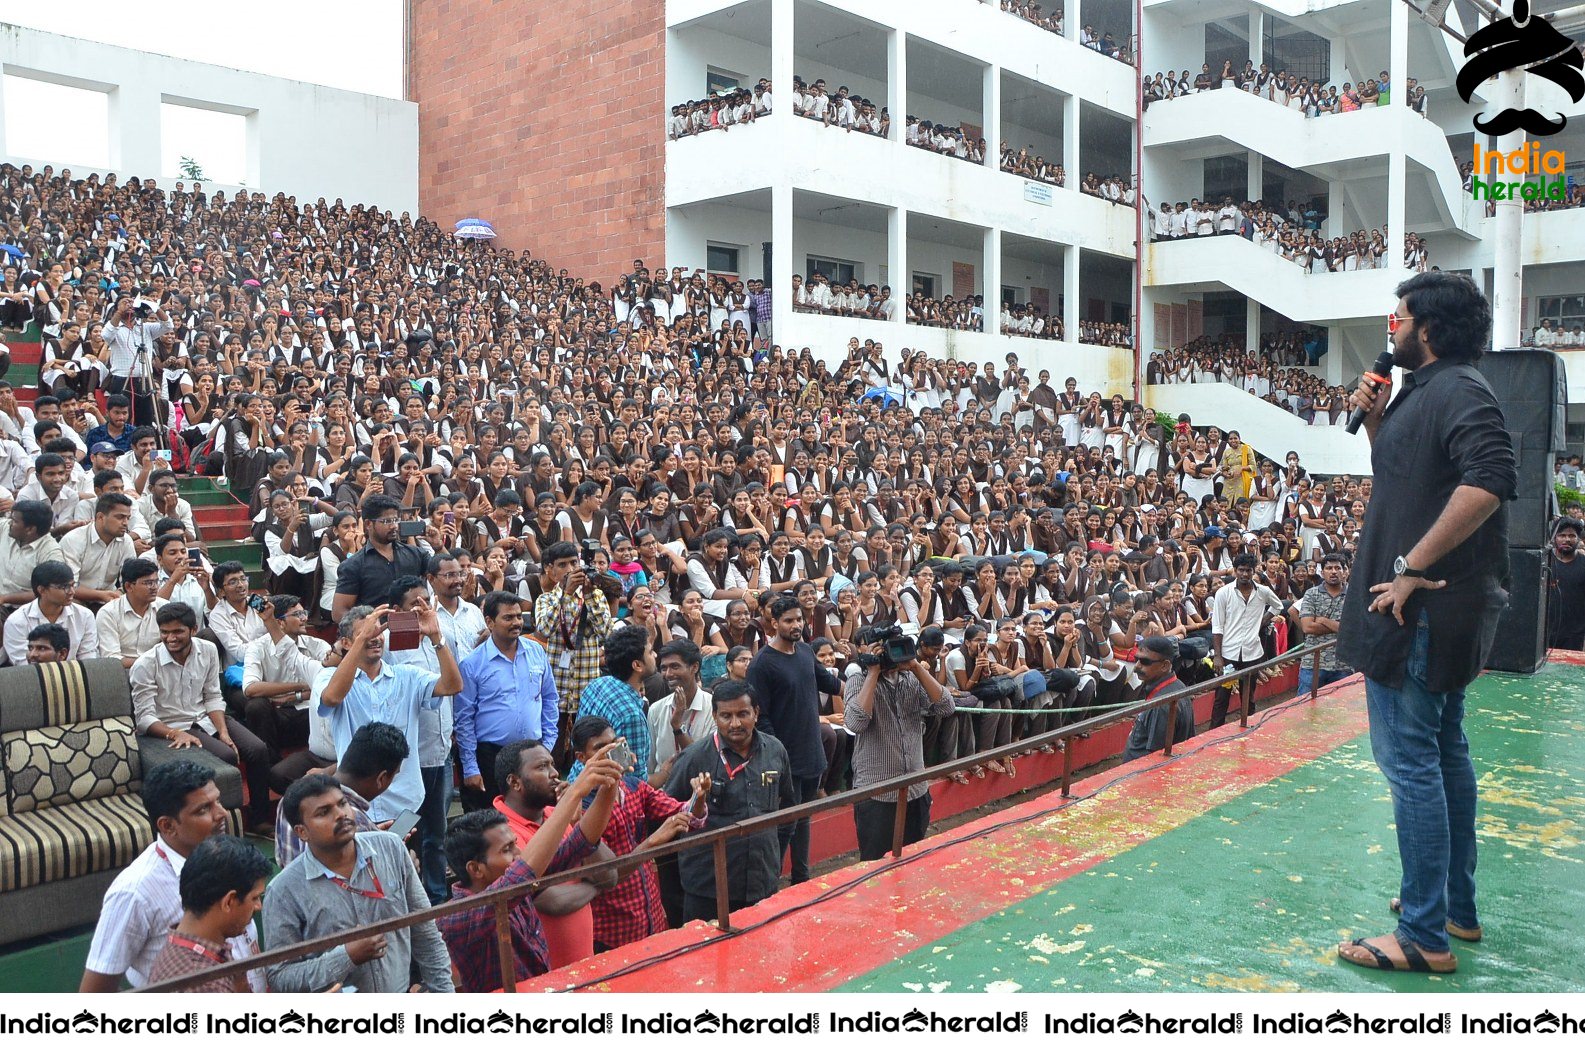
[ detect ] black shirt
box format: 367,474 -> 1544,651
745,642 -> 843,779
333,540 -> 430,607
1548,552 -> 1585,648
665,731 -> 793,906
1337,358 -> 1517,691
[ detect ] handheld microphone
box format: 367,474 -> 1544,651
1345,349 -> 1396,435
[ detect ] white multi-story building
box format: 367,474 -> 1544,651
663,0 -> 1143,397
1141,0 -> 1585,471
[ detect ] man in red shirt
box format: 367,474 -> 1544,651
570,715 -> 709,949
439,742 -> 625,990
490,738 -> 619,968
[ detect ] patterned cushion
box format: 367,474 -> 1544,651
2,716 -> 140,814
0,792 -> 151,893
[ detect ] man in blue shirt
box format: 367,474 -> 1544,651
82,395 -> 134,458
455,589 -> 560,811
314,602 -> 463,824
574,625 -> 655,778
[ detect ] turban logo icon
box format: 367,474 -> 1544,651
1456,0 -> 1585,136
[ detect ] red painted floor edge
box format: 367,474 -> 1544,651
524,673 -> 1370,993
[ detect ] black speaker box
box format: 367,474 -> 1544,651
1486,546 -> 1548,674
1481,350 -> 1567,548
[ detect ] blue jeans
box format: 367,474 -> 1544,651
1297,665 -> 1348,696
418,763 -> 453,905
1363,616 -> 1478,953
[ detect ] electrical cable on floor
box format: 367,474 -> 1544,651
551,688 -> 1323,991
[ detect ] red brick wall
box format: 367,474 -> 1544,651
408,0 -> 666,286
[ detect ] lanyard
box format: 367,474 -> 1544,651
167,933 -> 226,964
328,868 -> 385,900
713,732 -> 751,782
1143,675 -> 1181,703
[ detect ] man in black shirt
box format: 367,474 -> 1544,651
665,680 -> 793,923
331,494 -> 430,621
1336,272 -> 1517,976
745,595 -> 843,884
1547,518 -> 1585,650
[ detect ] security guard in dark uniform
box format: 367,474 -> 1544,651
665,679 -> 794,923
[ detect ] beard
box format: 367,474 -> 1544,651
1391,332 -> 1427,371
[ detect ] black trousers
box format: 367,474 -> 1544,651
775,774 -> 824,884
460,740 -> 505,812
107,374 -> 158,432
242,697 -> 308,765
189,718 -> 272,824
853,793 -> 933,861
682,892 -> 749,924
1211,655 -> 1263,728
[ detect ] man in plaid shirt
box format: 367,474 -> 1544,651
533,542 -> 613,758
437,741 -> 626,992
570,715 -> 709,950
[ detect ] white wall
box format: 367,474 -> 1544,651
0,23 -> 417,211
669,26 -> 772,103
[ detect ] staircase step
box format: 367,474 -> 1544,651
199,520 -> 253,542
180,476 -> 240,497
185,488 -> 246,507
206,540 -> 262,571
4,341 -> 41,367
193,504 -> 252,525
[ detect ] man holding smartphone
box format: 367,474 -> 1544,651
332,495 -> 430,620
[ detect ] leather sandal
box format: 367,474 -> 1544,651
1390,897 -> 1482,942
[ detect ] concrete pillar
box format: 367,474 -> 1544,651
1245,297 -> 1261,353
1247,150 -> 1263,203
1324,326 -> 1344,384
1248,10 -> 1264,65
1388,0 -> 1407,109
1064,244 -> 1081,343
110,81 -> 162,176
983,64 -> 1001,168
1327,181 -> 1345,239
772,183 -> 795,336
773,0 -> 794,127
887,207 -> 908,326
984,226 -> 1003,335
887,26 -> 906,142
0,76 -> 8,162
1066,0 -> 1082,43
1063,94 -> 1081,184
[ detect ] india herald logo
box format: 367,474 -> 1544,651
1456,0 -> 1585,136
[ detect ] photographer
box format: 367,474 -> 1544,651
533,540 -> 615,756
103,294 -> 171,429
844,622 -> 957,860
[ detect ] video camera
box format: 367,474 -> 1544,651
579,538 -> 604,568
854,623 -> 916,670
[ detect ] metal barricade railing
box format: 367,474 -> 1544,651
139,638 -> 1337,993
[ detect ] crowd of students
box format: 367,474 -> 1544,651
999,2 -> 1136,65
1149,196 -> 1432,272
1146,62 -> 1428,117
1146,335 -> 1356,427
0,158 -> 1370,992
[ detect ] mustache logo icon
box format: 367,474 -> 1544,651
1456,0 -> 1585,135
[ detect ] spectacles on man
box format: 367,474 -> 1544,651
1387,313 -> 1414,334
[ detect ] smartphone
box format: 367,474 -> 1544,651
398,519 -> 427,538
443,511 -> 455,526
187,550 -> 203,568
386,809 -> 421,841
247,593 -> 267,612
608,741 -> 635,772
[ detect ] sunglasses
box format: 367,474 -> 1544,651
1386,313 -> 1414,333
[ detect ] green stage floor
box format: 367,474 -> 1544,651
842,659 -> 1585,993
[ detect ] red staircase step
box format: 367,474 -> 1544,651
198,520 -> 254,542
6,341 -> 41,367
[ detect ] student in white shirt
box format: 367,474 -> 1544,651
80,761 -> 264,992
